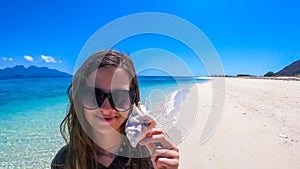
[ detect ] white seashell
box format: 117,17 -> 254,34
125,103 -> 156,147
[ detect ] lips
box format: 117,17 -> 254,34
103,117 -> 114,122
95,114 -> 116,122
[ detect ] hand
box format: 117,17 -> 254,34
139,129 -> 179,169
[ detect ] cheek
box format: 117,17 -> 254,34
119,111 -> 129,122
83,109 -> 97,120
119,111 -> 130,120
84,108 -> 95,114
116,111 -> 130,127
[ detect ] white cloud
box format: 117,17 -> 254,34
24,55 -> 33,62
58,60 -> 62,63
2,57 -> 13,61
41,55 -> 57,63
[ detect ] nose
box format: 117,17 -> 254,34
99,97 -> 114,112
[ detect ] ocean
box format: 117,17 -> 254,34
0,76 -> 207,168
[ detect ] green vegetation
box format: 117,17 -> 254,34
264,71 -> 277,77
237,74 -> 253,77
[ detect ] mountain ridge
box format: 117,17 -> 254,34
276,59 -> 300,76
0,65 -> 72,79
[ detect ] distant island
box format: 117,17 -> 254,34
0,65 -> 72,79
210,59 -> 300,78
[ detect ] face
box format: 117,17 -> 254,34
84,67 -> 131,134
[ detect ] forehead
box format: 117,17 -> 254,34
86,67 -> 131,91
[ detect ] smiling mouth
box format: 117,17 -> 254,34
103,117 -> 114,122
95,115 -> 116,122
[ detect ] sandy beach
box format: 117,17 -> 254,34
178,77 -> 300,169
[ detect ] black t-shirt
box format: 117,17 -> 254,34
51,145 -> 154,169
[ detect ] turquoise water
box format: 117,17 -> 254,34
0,77 -> 71,168
0,76 -> 207,168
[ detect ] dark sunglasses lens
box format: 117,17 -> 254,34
111,90 -> 131,112
78,87 -> 99,110
78,87 -> 133,111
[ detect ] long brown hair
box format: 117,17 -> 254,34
59,50 -> 151,168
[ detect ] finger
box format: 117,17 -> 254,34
140,133 -> 176,150
154,157 -> 179,169
143,142 -> 157,155
146,128 -> 163,138
151,149 -> 179,159
150,156 -> 159,169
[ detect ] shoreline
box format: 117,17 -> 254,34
151,83 -> 201,145
178,77 -> 300,169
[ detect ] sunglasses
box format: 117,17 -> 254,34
77,87 -> 135,112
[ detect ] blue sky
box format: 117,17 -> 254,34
0,0 -> 299,76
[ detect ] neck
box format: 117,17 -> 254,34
92,129 -> 123,154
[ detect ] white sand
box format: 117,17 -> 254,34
178,77 -> 300,169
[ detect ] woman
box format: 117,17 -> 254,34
51,50 -> 179,169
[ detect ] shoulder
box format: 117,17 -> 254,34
51,145 -> 68,169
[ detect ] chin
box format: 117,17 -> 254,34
91,121 -> 123,134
